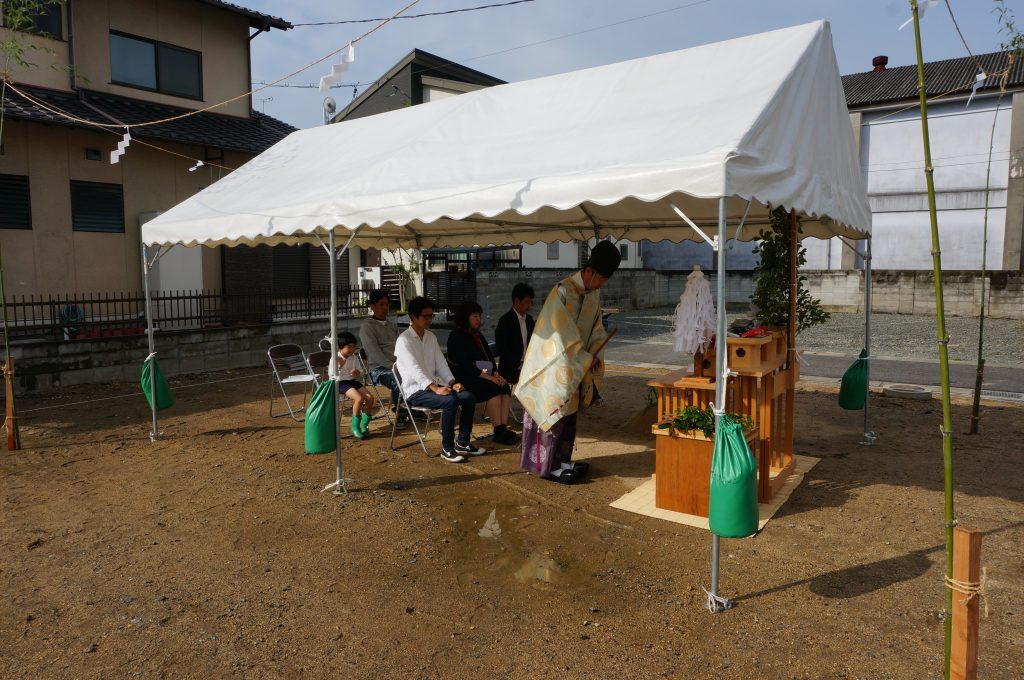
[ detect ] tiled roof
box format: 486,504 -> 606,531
3,85 -> 296,155
194,0 -> 291,31
842,50 -> 1024,108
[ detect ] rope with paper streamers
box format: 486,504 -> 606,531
0,0 -> 420,171
944,567 -> 990,618
0,0 -> 419,131
672,267 -> 715,356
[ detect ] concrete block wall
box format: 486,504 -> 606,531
475,269 -> 756,331
802,270 -> 1023,319
9,318 -> 366,392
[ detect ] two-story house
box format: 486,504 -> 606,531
0,0 -> 296,301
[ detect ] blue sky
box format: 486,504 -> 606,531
242,0 -> 1023,129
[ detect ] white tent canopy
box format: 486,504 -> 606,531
142,20 -> 870,250
139,20 -> 875,607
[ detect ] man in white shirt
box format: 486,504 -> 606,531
395,296 -> 484,463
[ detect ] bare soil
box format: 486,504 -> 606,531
1,367 -> 1022,679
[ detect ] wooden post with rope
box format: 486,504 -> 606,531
4,354 -> 19,451
950,526 -> 983,680
0,240 -> 20,451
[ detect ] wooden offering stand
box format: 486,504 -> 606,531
649,330 -> 798,514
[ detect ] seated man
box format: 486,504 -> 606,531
494,282 -> 535,386
395,296 -> 485,463
359,289 -> 407,427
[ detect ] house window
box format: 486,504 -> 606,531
546,242 -> 559,260
109,32 -> 202,99
0,174 -> 31,230
619,243 -> 629,260
70,181 -> 124,233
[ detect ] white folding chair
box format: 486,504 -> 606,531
268,344 -> 318,421
390,362 -> 444,455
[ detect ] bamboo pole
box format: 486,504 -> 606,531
909,3 -> 957,677
969,91 -> 1005,434
950,527 -> 982,680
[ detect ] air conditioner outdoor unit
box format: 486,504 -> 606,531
358,266 -> 381,289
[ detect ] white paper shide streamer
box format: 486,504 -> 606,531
110,130 -> 132,164
672,266 -> 716,356
319,43 -> 355,92
898,0 -> 937,31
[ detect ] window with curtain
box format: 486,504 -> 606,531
110,32 -> 202,99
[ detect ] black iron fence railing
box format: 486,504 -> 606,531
0,287 -> 377,341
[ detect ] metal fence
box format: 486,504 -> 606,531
0,287 -> 376,341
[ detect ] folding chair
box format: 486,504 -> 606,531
268,344 -> 318,421
390,362 -> 444,455
306,350 -> 332,384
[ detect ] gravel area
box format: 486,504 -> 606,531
610,308 -> 1024,366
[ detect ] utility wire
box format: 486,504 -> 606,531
943,0 -> 986,72
435,0 -> 716,66
293,0 -> 538,26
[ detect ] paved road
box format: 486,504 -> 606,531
605,339 -> 1024,395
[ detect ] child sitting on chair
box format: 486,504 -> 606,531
333,331 -> 376,440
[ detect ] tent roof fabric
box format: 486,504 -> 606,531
143,21 -> 871,250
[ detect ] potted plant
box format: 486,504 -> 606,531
653,405 -> 755,517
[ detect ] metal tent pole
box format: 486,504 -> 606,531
707,196 -> 732,613
329,230 -> 345,494
142,243 -> 159,441
861,236 -> 876,446
321,228 -> 360,495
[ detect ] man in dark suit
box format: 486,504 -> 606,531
494,283 -> 535,386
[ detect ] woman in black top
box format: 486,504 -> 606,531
447,301 -> 519,445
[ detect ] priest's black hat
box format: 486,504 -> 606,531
586,240 -> 622,278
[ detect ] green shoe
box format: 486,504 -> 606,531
359,411 -> 372,433
351,415 -> 366,439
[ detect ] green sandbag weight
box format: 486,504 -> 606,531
140,357 -> 174,410
838,349 -> 869,410
708,415 -> 758,538
304,380 -> 337,455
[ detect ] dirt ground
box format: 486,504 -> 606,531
1,367 -> 1022,679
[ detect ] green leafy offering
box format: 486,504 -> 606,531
657,405 -> 752,438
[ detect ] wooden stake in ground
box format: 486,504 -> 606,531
950,526 -> 983,680
4,354 -> 19,451
0,241 -> 20,451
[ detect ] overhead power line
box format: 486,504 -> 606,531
293,0 -> 538,27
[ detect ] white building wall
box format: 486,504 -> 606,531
859,96 -> 1012,270
521,240 -> 579,268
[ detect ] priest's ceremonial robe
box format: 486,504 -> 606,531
514,271 -> 607,476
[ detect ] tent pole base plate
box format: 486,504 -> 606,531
859,431 -> 877,446
322,478 -> 352,495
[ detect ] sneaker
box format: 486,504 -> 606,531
440,447 -> 467,463
455,441 -> 486,456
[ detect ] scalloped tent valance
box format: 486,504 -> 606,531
142,20 -> 870,250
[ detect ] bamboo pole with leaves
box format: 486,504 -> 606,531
909,3 -> 955,677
